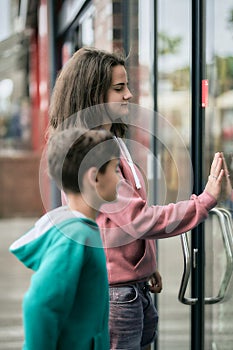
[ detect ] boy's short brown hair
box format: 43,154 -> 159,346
47,128 -> 120,193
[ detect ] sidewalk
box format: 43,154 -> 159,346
0,217 -> 36,350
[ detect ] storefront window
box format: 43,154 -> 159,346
0,1 -> 31,151
0,78 -> 30,151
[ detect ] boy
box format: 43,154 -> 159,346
9,128 -> 120,350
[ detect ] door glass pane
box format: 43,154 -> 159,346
126,0 -> 155,201
205,1 -> 233,348
157,1 -> 191,349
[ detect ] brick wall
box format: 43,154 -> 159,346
0,152 -> 44,218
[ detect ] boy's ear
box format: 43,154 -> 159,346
86,167 -> 98,187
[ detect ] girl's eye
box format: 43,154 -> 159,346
114,87 -> 124,91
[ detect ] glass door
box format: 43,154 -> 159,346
156,0 -> 192,348
204,0 -> 233,348
156,0 -> 233,349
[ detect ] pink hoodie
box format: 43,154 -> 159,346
96,138 -> 217,285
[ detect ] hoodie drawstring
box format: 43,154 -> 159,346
114,137 -> 142,190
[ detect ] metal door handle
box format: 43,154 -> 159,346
204,208 -> 233,304
178,232 -> 198,305
217,208 -> 233,247
178,208 -> 233,305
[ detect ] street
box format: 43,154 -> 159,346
0,217 -> 35,350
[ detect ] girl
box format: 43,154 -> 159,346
48,47 -> 232,350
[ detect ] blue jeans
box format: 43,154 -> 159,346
109,282 -> 158,350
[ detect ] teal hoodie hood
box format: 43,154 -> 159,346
9,206 -> 110,350
10,206 -> 100,270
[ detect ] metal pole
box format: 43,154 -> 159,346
153,0 -> 158,349
48,0 -> 62,209
191,0 -> 206,349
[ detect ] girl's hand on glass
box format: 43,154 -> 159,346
204,152 -> 224,201
219,153 -> 233,201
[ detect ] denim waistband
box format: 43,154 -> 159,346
110,281 -> 150,293
134,281 -> 150,293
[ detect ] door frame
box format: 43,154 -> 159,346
190,0 -> 206,349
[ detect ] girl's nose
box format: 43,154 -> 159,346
123,87 -> 133,100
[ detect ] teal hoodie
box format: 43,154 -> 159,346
9,206 -> 109,350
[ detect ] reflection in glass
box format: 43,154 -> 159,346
157,1 -> 191,349
205,1 -> 233,349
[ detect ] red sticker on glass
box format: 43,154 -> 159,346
202,79 -> 208,107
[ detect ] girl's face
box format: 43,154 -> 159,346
105,65 -> 133,126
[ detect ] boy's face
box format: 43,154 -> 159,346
96,158 -> 120,203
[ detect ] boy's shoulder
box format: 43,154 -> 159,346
43,206 -> 102,248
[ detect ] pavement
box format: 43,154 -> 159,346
0,217 -> 36,350
2,217 -> 233,350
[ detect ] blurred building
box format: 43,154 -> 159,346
0,1 -> 232,217
0,0 -> 43,217
0,1 -> 233,349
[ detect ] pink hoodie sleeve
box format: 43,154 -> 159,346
99,178 -> 217,240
